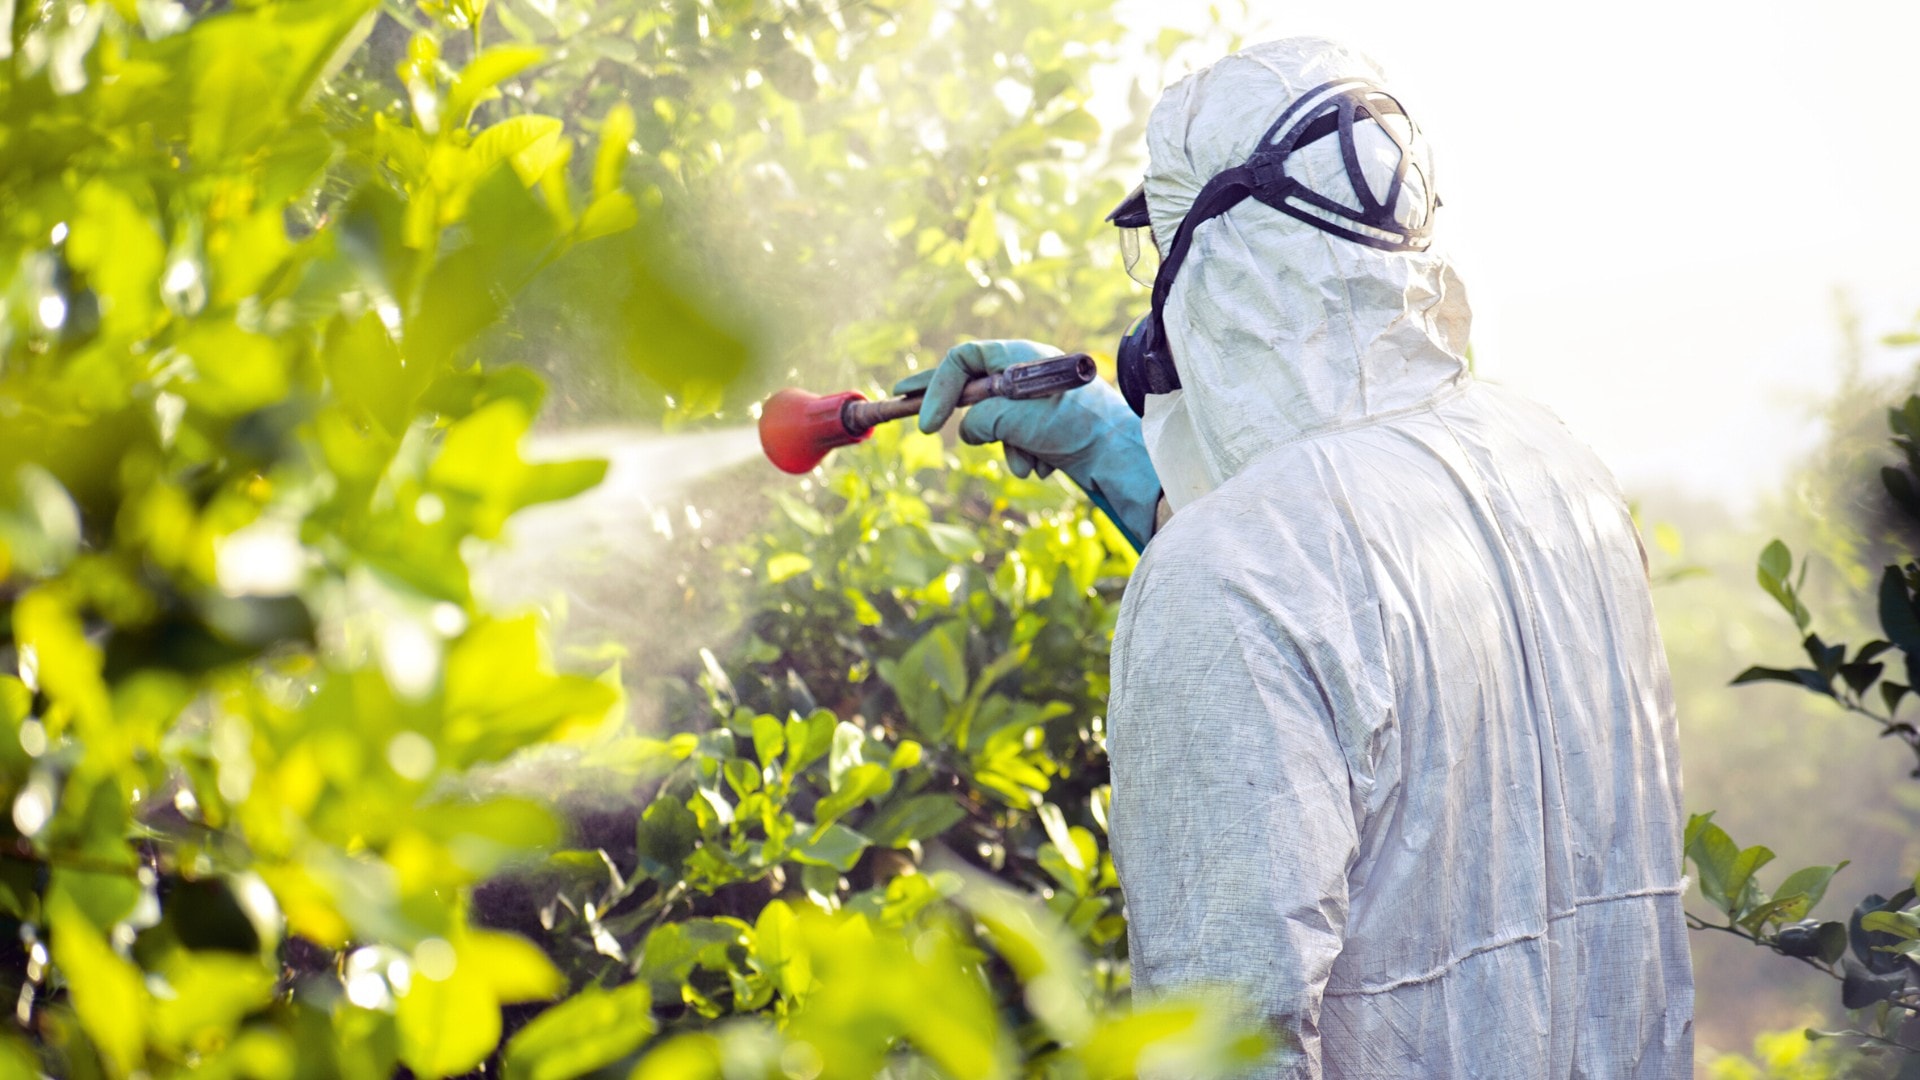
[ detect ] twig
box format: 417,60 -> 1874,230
1683,911 -> 1843,982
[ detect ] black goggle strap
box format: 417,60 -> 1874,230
1145,78 -> 1427,314
1252,78 -> 1433,252
1132,78 -> 1433,402
1133,157 -> 1270,400
1149,167 -> 1258,320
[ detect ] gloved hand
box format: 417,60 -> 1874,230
893,339 -> 1162,551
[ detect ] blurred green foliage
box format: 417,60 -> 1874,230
1688,393 -> 1920,1070
0,0 -> 688,1070
365,0 -> 1171,424
1705,1026 -> 1853,1080
0,0 -> 1264,1075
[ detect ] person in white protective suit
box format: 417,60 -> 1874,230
902,36 -> 1693,1078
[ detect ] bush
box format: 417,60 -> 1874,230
0,0 -> 1262,1075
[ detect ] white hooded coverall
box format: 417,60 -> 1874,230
1105,39 -> 1694,1078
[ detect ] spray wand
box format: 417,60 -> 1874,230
758,353 -> 1096,474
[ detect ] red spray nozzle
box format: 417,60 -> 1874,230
758,388 -> 872,474
758,353 -> 1097,474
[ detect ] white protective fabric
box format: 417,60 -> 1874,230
1107,37 -> 1694,1078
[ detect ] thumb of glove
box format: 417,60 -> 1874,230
891,368 -> 936,397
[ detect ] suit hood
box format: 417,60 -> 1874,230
1140,37 -> 1472,507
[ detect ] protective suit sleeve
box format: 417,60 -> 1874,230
1107,552 -> 1360,1076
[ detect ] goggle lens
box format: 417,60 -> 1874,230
1119,227 -> 1160,288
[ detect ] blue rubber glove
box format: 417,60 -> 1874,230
893,340 -> 1162,551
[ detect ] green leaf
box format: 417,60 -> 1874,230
504,982 -> 655,1080
461,929 -> 565,1004
1758,539 -> 1791,585
49,894 -> 147,1076
814,762 -> 893,831
1048,108 -> 1101,144
1839,659 -> 1885,694
448,45 -> 546,127
191,31 -> 276,161
1884,681 -> 1910,714
66,179 -> 165,338
150,952 -> 276,1056
636,920 -> 741,995
723,757 -> 761,798
471,114 -> 568,187
1771,862 -> 1848,923
827,721 -> 867,790
1039,842 -> 1088,895
879,621 -> 968,737
1686,820 -> 1742,913
637,796 -> 698,879
792,823 -> 870,871
752,714 -> 786,766
1754,540 -> 1812,630
753,899 -> 811,1000
173,322 -> 292,417
888,740 -> 923,771
1079,999 -> 1267,1079
1881,565 -> 1920,654
325,312 -> 412,436
1723,845 -> 1775,916
863,794 -> 968,848
1683,812 -> 1714,853
1816,920 -> 1851,964
1860,910 -> 1920,940
442,615 -> 620,763
773,493 -> 829,537
613,254 -> 750,411
1036,803 -> 1077,867
407,172 -> 557,369
397,963 -> 500,1079
577,190 -> 640,242
1842,959 -> 1907,1009
593,103 -> 636,199
767,552 -> 812,584
1730,666 -> 1833,696
783,709 -> 837,779
414,797 -> 560,876
430,398 -> 533,498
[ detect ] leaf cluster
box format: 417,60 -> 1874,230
0,0 -> 743,1074
1707,392 -> 1920,1063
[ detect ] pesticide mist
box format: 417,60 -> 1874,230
476,420 -> 768,699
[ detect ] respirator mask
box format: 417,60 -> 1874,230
1106,77 -> 1438,417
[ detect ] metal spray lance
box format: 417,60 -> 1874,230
757,353 -> 1097,474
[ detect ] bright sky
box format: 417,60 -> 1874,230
1102,0 -> 1920,509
